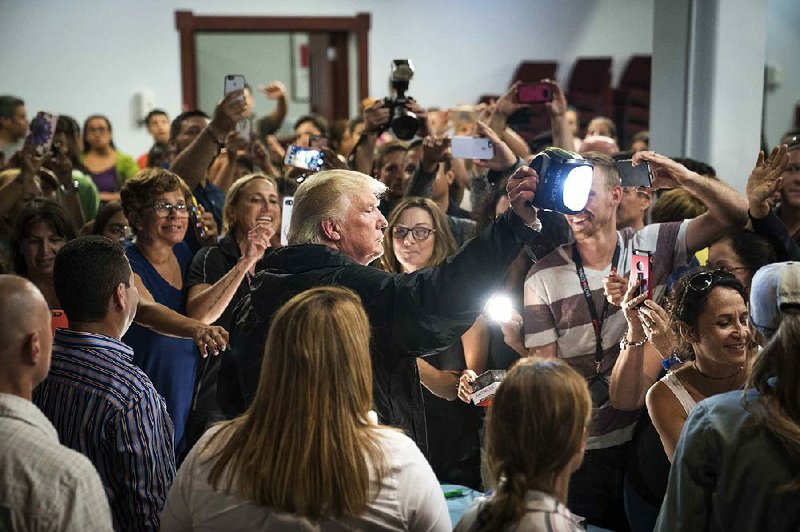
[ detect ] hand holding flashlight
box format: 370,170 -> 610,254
506,165 -> 539,226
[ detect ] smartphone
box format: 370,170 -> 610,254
451,136 -> 493,160
224,74 -> 246,96
617,159 -> 653,188
281,197 -> 294,246
189,196 -> 209,239
29,111 -> 58,157
51,309 -> 68,335
631,249 -> 653,302
518,83 -> 553,104
284,145 -> 325,172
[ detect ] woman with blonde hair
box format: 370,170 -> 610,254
161,286 -> 450,531
456,358 -> 591,531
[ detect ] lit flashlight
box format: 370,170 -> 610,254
485,294 -> 514,323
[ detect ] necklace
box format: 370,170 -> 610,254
693,361 -> 744,380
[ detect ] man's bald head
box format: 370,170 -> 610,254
0,275 -> 53,395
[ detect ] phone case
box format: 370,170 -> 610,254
631,250 -> 652,301
617,160 -> 653,188
224,74 -> 246,96
30,111 -> 58,157
281,197 -> 294,246
518,83 -> 553,104
471,370 -> 506,407
451,136 -> 493,160
284,145 -> 324,171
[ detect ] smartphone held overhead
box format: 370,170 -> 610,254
617,159 -> 653,188
284,145 -> 325,172
517,83 -> 553,104
224,74 -> 246,96
29,111 -> 59,157
451,136 -> 493,160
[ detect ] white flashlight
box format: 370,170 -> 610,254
485,294 -> 514,323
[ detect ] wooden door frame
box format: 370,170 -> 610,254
175,10 -> 371,110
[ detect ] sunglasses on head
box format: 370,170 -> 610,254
686,268 -> 738,293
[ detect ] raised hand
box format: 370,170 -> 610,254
632,151 -> 692,190
363,100 -> 390,134
542,78 -> 568,117
211,90 -> 248,136
603,273 -> 629,306
258,81 -> 287,100
638,299 -> 673,359
475,121 -> 516,171
746,144 -> 789,218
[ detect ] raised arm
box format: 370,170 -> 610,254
170,91 -> 246,189
186,224 -> 272,324
544,79 -> 574,151
351,100 -> 389,175
633,151 -> 749,253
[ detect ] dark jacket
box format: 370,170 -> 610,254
218,209 -> 540,454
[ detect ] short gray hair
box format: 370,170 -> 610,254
288,170 -> 387,245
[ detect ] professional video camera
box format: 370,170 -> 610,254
383,59 -> 420,140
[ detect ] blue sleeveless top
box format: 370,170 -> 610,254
123,240 -> 197,453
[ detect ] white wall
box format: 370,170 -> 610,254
0,0 -> 654,157
764,0 -> 800,146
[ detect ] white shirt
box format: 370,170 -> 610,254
0,393 -> 113,531
161,425 -> 451,531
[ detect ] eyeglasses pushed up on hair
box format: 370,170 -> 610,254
150,201 -> 189,218
391,225 -> 436,241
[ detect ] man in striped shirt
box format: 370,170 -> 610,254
523,152 -> 748,530
33,236 -> 175,531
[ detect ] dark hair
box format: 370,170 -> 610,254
92,201 -> 124,237
82,115 -> 116,152
374,141 -> 407,175
11,199 -> 77,276
293,115 -> 329,137
55,115 -> 86,172
588,116 -> 617,139
145,109 -> 168,127
170,110 -> 209,143
54,236 -> 132,322
0,95 -> 24,121
119,168 -> 192,233
478,186 -> 508,231
747,308 -> 800,490
146,143 -> 170,169
672,157 -> 716,178
666,267 -> 748,359
712,229 -> 777,274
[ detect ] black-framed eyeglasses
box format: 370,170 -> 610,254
150,201 -> 189,218
391,225 -> 436,241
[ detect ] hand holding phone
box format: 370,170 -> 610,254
617,159 -> 653,188
224,74 -> 246,97
631,250 -> 652,302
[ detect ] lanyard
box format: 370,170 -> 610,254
572,239 -> 621,374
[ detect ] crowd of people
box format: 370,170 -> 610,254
1,69 -> 800,532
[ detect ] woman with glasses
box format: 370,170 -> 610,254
381,197 -> 483,488
90,201 -> 131,242
642,268 -> 750,462
161,286 -> 450,531
120,168 -> 224,455
81,115 -> 138,202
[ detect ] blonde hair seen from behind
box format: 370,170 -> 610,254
204,286 -> 386,519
